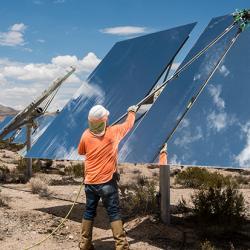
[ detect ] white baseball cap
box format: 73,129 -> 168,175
88,105 -> 109,122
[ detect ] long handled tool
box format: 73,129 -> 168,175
22,9 -> 250,249
153,29 -> 242,161
111,9 -> 250,127
153,9 -> 250,159
111,22 -> 235,126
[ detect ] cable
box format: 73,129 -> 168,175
23,182 -> 84,250
111,21 -> 236,126
152,29 -> 242,162
43,85 -> 61,113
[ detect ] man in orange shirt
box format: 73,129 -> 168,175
78,104 -> 137,250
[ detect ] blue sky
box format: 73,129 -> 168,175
0,0 -> 249,110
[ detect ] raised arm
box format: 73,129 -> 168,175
112,106 -> 137,140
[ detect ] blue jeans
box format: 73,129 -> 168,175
84,178 -> 121,222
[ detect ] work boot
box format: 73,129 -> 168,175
111,220 -> 130,250
79,219 -> 95,250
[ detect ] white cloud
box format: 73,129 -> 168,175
219,65 -> 230,77
169,154 -> 181,165
207,84 -> 236,133
52,55 -> 78,67
0,23 -> 27,47
178,118 -> 190,130
33,0 -> 43,4
100,26 -> 148,36
235,122 -> 250,167
0,52 -> 101,111
174,126 -> 203,148
23,47 -> 33,52
208,84 -> 225,110
193,73 -> 201,81
207,111 -> 227,132
37,39 -> 45,43
194,42 -> 226,83
53,0 -> 66,3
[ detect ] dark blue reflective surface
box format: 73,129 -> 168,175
119,15 -> 241,164
26,23 -> 195,160
12,114 -> 57,145
0,116 -> 14,134
168,27 -> 250,168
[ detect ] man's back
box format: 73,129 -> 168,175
78,112 -> 135,184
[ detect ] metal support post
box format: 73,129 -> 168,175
26,123 -> 32,180
160,164 -> 170,225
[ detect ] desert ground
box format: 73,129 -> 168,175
0,148 -> 250,250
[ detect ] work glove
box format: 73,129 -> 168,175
160,143 -> 168,153
127,105 -> 138,113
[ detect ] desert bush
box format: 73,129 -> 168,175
175,197 -> 190,214
0,164 -> 25,183
132,169 -> 141,174
0,141 -> 24,151
234,175 -> 250,186
29,177 -> 50,197
65,163 -> 83,178
175,167 -> 236,189
200,240 -> 216,250
191,185 -> 246,233
44,159 -> 53,168
170,168 -> 181,177
0,189 -> 9,207
17,158 -> 42,174
120,176 -> 158,217
0,165 -> 10,182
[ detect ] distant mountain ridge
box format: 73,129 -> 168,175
0,104 -> 18,118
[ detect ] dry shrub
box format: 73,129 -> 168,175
175,168 -> 247,236
175,167 -> 236,189
0,164 -> 25,183
0,189 -> 9,207
65,163 -> 83,178
120,175 -> 158,217
192,185 -> 246,229
29,177 -> 50,197
200,240 -> 216,250
234,175 -> 250,187
0,141 -> 24,151
0,165 -> 10,182
175,197 -> 190,214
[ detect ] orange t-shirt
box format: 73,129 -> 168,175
78,112 -> 135,184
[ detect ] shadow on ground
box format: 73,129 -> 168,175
36,203 -> 250,249
35,202 -> 197,249
36,203 -> 110,230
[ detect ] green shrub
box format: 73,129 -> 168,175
0,165 -> 10,182
0,141 -> 24,151
44,159 -> 53,168
191,185 -> 246,233
73,163 -> 83,177
0,164 -> 26,183
175,167 -> 236,189
234,175 -> 250,186
175,197 -> 190,214
120,176 -> 158,217
65,163 -> 83,178
200,240 -> 216,250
